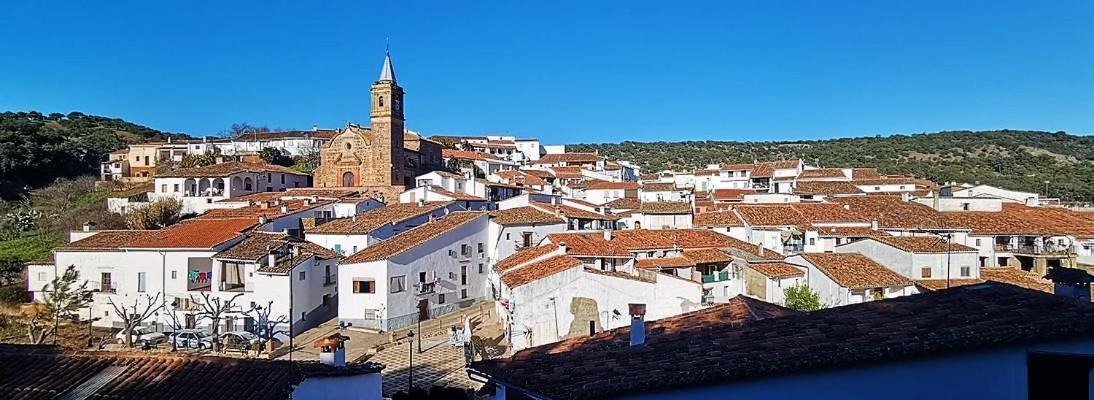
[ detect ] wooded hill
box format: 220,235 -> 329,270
570,130 -> 1094,202
0,111 -> 182,199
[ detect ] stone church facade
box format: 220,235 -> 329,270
314,52 -> 442,193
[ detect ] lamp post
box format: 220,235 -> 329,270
407,330 -> 415,393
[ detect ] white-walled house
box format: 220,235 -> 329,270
639,182 -> 689,202
487,206 -> 567,264
623,201 -> 694,230
27,220 -> 341,339
583,181 -> 639,205
785,253 -> 917,308
337,212 -> 490,331
834,236 -> 980,285
744,261 -> 805,305
305,201 -> 459,257
149,162 -> 310,214
473,283 -> 1094,400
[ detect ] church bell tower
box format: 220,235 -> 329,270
371,51 -> 406,186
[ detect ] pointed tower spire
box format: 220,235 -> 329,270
378,43 -> 396,83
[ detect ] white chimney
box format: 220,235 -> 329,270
558,241 -> 568,254
290,244 -> 300,257
312,123 -> 318,132
267,252 -> 277,269
279,205 -> 288,214
603,229 -> 612,241
418,199 -> 425,207
629,303 -> 647,347
82,221 -> 94,232
757,242 -> 765,256
870,219 -> 879,231
842,204 -> 850,210
316,334 -> 348,368
258,215 -> 268,225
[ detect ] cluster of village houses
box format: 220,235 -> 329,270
15,53 -> 1094,400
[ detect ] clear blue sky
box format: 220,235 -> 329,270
2,1 -> 1092,144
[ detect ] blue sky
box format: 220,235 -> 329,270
2,1 -> 1092,144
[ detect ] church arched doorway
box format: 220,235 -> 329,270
342,171 -> 355,187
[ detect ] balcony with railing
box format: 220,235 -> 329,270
88,280 -> 117,294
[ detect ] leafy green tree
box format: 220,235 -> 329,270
783,284 -> 822,312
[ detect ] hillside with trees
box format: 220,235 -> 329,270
570,130 -> 1094,202
0,111 -> 184,200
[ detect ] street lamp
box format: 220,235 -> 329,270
407,330 -> 415,393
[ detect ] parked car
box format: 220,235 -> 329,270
220,331 -> 260,352
170,329 -> 212,349
115,327 -> 166,346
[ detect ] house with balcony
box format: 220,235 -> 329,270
148,161 -> 310,214
750,160 -> 802,193
942,203 -> 1090,273
785,252 -> 917,308
304,201 -> 461,257
487,206 -> 567,265
336,211 -> 490,331
834,235 -> 981,290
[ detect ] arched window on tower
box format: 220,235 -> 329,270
378,96 -> 384,107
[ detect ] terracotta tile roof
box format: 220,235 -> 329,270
549,166 -> 584,179
638,173 -> 661,180
692,169 -> 719,176
635,256 -> 696,269
852,176 -> 921,186
867,235 -> 978,253
733,205 -> 803,226
693,211 -> 744,227
489,206 -> 565,225
641,182 -> 678,192
342,211 -> 487,263
58,231 -> 151,251
308,201 -> 453,234
530,202 -> 618,221
638,201 -> 692,214
124,218 -> 257,249
797,168 -> 848,179
832,196 -> 949,230
814,226 -> 887,237
0,344 -> 381,400
850,168 -> 882,180
942,203 -> 1094,237
500,255 -> 583,288
199,199 -> 332,219
232,188 -> 361,202
256,242 -> 339,274
214,232 -> 290,260
585,181 -> 639,190
442,148 -> 504,161
548,229 -> 777,260
751,160 -> 800,178
548,232 -> 631,257
749,261 -> 805,278
494,243 -> 559,272
520,169 -> 555,178
915,278 -> 987,291
681,248 -> 734,264
719,163 -> 755,171
793,181 -> 864,195
473,283 -> 1094,399
562,198 -> 599,208
799,253 -> 911,289
535,153 -> 601,165
980,267 -> 1054,293
158,161 -> 305,178
603,197 -> 641,210
426,186 -> 487,201
495,170 -> 547,186
711,189 -> 756,201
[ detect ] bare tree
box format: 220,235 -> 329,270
24,266 -> 90,344
245,301 -> 290,355
108,293 -> 164,347
192,292 -> 243,352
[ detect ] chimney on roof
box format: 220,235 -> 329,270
842,204 -> 850,210
290,244 -> 300,257
352,214 -> 357,222
267,250 -> 277,269
417,199 -> 425,207
757,242 -> 765,256
312,123 -> 318,132
280,204 -> 288,214
258,215 -> 268,225
603,229 -> 612,241
558,241 -> 567,254
870,219 -> 879,231
629,303 -> 647,347
82,220 -> 95,232
315,334 -> 349,368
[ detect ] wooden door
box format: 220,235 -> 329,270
418,299 -> 429,322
